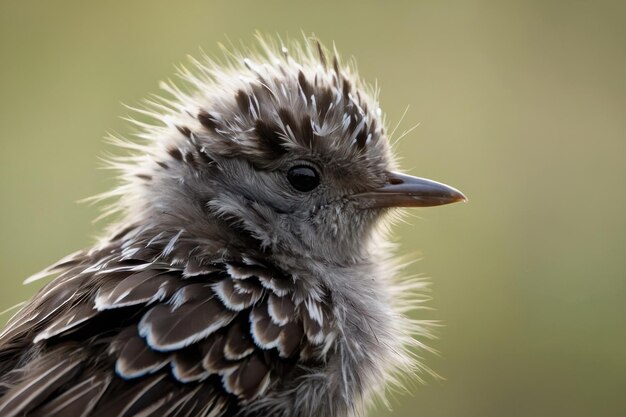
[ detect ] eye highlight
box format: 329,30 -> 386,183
287,165 -> 320,192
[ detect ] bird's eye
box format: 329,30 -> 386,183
287,165 -> 320,192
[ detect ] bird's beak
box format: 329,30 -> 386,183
355,171 -> 467,209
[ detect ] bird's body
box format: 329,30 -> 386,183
0,37 -> 464,417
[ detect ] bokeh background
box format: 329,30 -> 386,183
1,1 -> 625,416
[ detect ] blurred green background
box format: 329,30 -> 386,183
1,1 -> 625,416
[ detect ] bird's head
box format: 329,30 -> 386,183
108,37 -> 465,267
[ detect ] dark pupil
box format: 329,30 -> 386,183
287,166 -> 320,192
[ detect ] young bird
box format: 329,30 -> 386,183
0,37 -> 465,417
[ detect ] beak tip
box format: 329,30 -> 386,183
452,190 -> 468,204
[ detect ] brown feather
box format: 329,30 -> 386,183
0,345 -> 86,417
29,375 -> 111,417
139,297 -> 237,351
116,334 -> 170,379
224,319 -> 255,360
223,353 -> 271,400
95,270 -> 179,310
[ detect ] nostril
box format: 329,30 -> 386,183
388,177 -> 403,185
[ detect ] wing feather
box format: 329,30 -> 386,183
0,244 -> 333,417
29,375 -> 111,417
0,345 -> 85,417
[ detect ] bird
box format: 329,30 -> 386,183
0,36 -> 465,417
